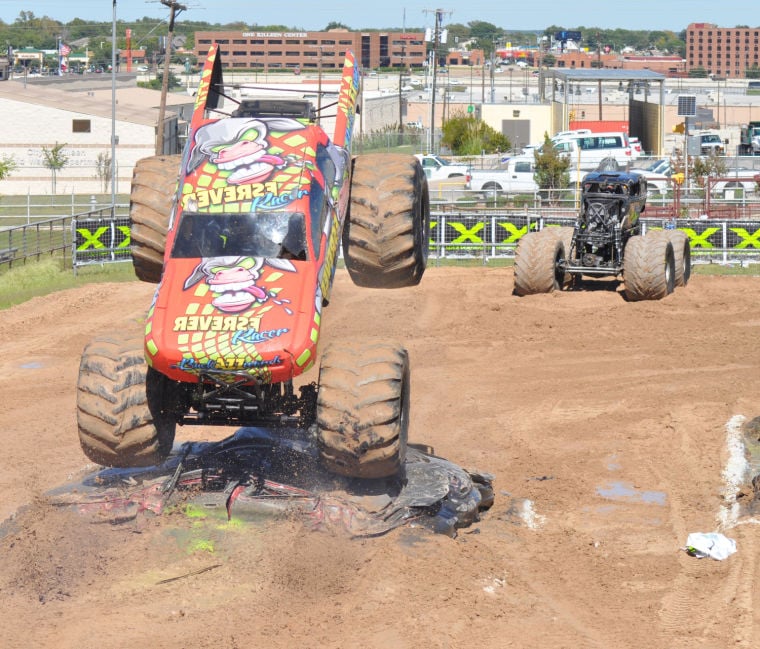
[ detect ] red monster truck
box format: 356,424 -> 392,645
76,45 -> 430,479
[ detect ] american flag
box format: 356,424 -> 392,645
59,43 -> 71,56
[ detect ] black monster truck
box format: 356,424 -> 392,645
513,171 -> 690,300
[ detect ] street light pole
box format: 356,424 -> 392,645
469,63 -> 472,105
111,2 -> 117,207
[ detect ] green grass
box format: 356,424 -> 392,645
691,261 -> 760,276
0,256 -> 138,310
0,193 -> 130,225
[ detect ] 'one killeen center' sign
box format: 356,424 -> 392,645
242,32 -> 308,38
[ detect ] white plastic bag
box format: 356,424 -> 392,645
685,532 -> 737,560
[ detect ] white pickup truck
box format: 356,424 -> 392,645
468,157 -> 539,193
415,154 -> 471,182
468,156 -> 584,194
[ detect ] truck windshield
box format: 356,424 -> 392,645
171,211 -> 308,260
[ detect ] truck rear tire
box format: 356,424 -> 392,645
77,332 -> 177,467
317,342 -> 409,479
513,229 -> 567,296
666,230 -> 691,287
549,226 -> 575,289
130,154 -> 182,283
343,153 -> 429,288
623,234 -> 675,301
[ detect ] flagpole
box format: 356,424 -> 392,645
57,35 -> 61,76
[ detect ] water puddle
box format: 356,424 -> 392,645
596,481 -> 667,506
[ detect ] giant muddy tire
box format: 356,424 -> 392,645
77,332 -> 177,468
316,342 -> 410,479
548,225 -> 575,289
130,154 -> 182,283
513,229 -> 567,296
623,234 -> 676,301
666,230 -> 691,287
343,153 -> 430,288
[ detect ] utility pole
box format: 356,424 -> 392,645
308,45 -> 332,125
424,8 -> 451,153
155,0 -> 186,155
597,32 -> 602,120
490,37 -> 497,103
398,42 -> 406,134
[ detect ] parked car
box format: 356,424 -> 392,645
631,158 -> 672,194
468,156 -> 538,194
414,154 -> 470,181
696,132 -> 725,156
550,131 -> 633,170
709,169 -> 759,196
629,137 -> 643,160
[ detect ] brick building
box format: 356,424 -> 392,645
193,29 -> 426,72
620,56 -> 686,76
686,23 -> 760,77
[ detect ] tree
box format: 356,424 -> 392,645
325,21 -> 349,30
688,66 -> 709,78
441,112 -> 510,155
95,152 -> 112,193
692,152 -> 727,181
0,155 -> 16,181
533,133 -> 571,192
138,71 -> 181,90
468,21 -> 504,58
542,53 -> 556,67
41,142 -> 68,194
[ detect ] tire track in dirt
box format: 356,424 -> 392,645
656,412 -> 758,646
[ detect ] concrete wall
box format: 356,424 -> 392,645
0,97 -> 156,195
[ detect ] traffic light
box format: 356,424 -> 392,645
672,122 -> 685,134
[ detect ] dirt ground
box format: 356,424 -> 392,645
2,266 -> 760,649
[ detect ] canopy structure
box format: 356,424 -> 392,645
546,68 -> 667,155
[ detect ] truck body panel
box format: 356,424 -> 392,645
144,44 -> 358,386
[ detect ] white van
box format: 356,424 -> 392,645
554,128 -> 593,139
551,131 -> 632,170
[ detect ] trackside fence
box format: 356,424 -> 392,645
1,208 -> 759,272
428,211 -> 760,266
71,209 -> 132,272
0,205 -> 130,271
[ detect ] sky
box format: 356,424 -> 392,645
0,0 -> 756,33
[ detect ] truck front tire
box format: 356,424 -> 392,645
343,153 -> 429,288
317,342 -> 409,479
77,333 -> 177,467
